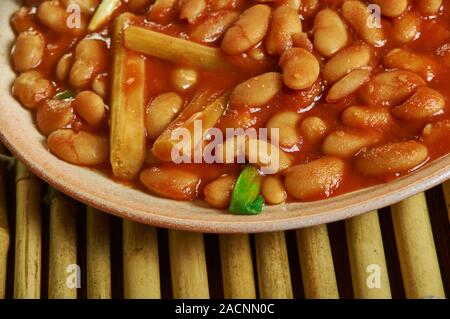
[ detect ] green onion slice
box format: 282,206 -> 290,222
54,90 -> 76,100
229,165 -> 265,215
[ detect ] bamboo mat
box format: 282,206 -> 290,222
0,151 -> 449,299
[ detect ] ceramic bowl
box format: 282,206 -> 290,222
1,0 -> 449,233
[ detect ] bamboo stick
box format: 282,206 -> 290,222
255,232 -> 293,299
86,207 -> 111,299
296,225 -> 339,299
0,145 -> 9,299
88,0 -> 122,32
441,181 -> 450,223
391,193 -> 446,298
124,26 -> 233,71
168,230 -> 209,298
123,220 -> 161,299
48,188 -> 78,299
219,234 -> 256,299
111,13 -> 146,180
14,162 -> 42,299
345,211 -> 392,299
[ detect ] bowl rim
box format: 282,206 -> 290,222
2,0 -> 450,234
2,128 -> 450,234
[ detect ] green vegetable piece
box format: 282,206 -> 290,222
229,165 -> 265,215
54,90 -> 76,100
248,195 -> 264,213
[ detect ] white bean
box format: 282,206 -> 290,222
231,72 -> 282,108
284,157 -> 345,201
47,129 -> 109,166
145,92 -> 183,140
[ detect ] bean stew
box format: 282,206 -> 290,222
10,0 -> 450,214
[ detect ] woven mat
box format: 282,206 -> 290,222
0,159 -> 449,299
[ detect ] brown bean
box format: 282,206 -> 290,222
13,71 -> 54,109
70,39 -> 107,90
392,12 -> 421,44
140,166 -> 201,200
355,141 -> 429,176
313,9 -> 349,57
321,130 -> 381,158
280,48 -> 320,90
284,157 -> 345,201
372,0 -> 408,17
342,106 -> 394,130
190,10 -> 239,43
359,70 -> 426,106
341,0 -> 386,47
265,6 -> 302,56
13,30 -> 45,72
204,174 -> 236,208
73,91 -> 106,127
37,99 -> 74,135
327,69 -> 372,103
230,72 -> 282,108
47,129 -> 109,166
323,45 -> 372,83
391,87 -> 445,121
221,4 -> 271,54
261,176 -> 286,205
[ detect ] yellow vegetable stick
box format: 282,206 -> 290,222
88,0 -> 122,32
124,26 -> 234,71
110,13 -> 146,180
152,91 -> 229,161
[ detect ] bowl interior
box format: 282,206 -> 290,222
1,0 -> 450,233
